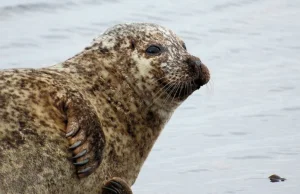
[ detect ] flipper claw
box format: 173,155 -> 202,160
69,141 -> 82,149
66,130 -> 74,137
72,149 -> 87,159
78,166 -> 92,174
102,177 -> 132,194
73,158 -> 89,166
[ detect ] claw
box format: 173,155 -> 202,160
103,186 -> 118,194
69,141 -> 82,149
78,166 -> 92,174
66,121 -> 80,137
66,129 -> 75,137
72,149 -> 87,159
73,158 -> 89,166
110,180 -> 123,189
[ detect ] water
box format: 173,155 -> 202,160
1,0 -> 300,193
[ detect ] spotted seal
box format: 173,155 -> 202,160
0,23 -> 210,194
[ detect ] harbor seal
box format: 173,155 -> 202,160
0,23 -> 210,194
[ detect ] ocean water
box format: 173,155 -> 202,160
1,0 -> 300,193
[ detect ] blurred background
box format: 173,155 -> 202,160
1,0 -> 300,193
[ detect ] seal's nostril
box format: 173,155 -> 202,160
186,57 -> 201,67
195,61 -> 202,66
186,58 -> 202,74
186,58 -> 195,67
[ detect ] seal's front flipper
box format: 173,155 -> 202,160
64,92 -> 105,178
102,177 -> 133,194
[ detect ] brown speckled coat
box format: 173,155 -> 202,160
0,23 -> 209,194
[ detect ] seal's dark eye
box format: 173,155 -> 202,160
182,43 -> 187,50
146,45 -> 161,55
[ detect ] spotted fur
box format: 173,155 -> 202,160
0,23 -> 210,194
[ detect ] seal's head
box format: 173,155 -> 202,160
89,23 -> 210,109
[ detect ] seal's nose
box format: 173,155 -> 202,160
186,56 -> 210,88
194,63 -> 210,88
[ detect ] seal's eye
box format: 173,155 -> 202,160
146,45 -> 161,55
182,43 -> 187,50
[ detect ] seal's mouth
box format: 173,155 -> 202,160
162,63 -> 210,100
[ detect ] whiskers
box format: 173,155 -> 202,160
146,75 -> 195,110
205,76 -> 214,96
146,78 -> 177,109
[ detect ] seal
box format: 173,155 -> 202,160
0,23 -> 210,194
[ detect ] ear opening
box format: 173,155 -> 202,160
130,40 -> 135,50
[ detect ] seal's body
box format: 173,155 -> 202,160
0,23 -> 210,194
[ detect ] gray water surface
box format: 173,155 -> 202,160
1,0 -> 300,193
